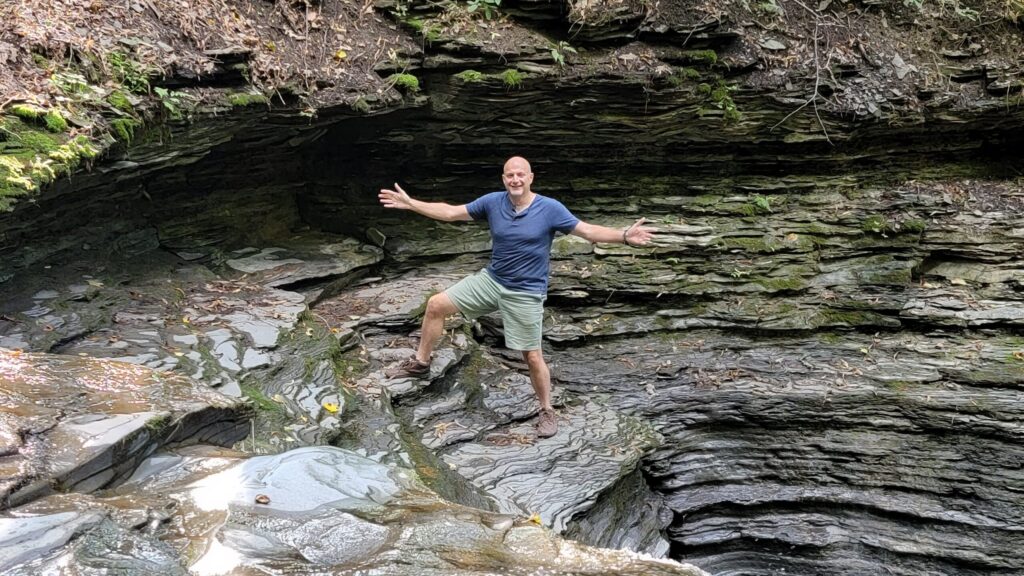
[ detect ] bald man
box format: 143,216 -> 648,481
379,156 -> 655,438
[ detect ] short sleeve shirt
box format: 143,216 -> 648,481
466,192 -> 580,294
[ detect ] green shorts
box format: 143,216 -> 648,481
446,270 -> 545,351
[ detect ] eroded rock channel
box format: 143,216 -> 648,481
3,0 -> 1024,573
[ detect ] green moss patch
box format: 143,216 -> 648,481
454,69 -> 486,83
106,90 -> 134,113
502,69 -> 523,89
389,73 -> 420,94
1,117 -> 99,212
110,118 -> 140,142
227,92 -> 269,107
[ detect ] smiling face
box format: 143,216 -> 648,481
502,157 -> 534,200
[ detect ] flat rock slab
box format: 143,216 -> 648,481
0,349 -> 249,508
225,234 -> 383,289
443,399 -> 661,533
0,445 -> 708,576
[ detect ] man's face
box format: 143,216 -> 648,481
502,159 -> 533,198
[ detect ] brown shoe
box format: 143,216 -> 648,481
386,355 -> 430,379
536,408 -> 558,438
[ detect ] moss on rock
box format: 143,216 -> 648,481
227,92 -> 269,107
455,70 -> 486,83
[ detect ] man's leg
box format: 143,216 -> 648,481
522,349 -> 553,411
416,292 -> 459,363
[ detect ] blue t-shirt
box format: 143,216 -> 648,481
466,191 -> 580,294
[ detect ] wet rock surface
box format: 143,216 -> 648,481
0,349 -> 250,508
0,445 -> 706,576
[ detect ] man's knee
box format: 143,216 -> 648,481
522,349 -> 545,368
425,292 -> 457,319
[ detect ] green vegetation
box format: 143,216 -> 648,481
698,79 -> 741,123
550,41 -> 577,67
106,90 -> 134,113
10,104 -> 43,121
110,118 -> 139,142
44,111 -> 68,133
753,194 -> 772,213
862,214 -> 889,234
145,414 -> 172,433
50,71 -> 91,96
1,116 -> 100,211
390,73 -> 421,93
501,68 -> 523,89
351,97 -> 371,114
240,381 -> 284,413
756,0 -> 783,15
153,87 -> 192,120
454,69 -> 486,83
467,0 -> 501,19
7,106 -> 69,133
227,92 -> 269,107
667,67 -> 700,87
901,218 -> 927,232
680,50 -> 718,65
109,51 -> 150,93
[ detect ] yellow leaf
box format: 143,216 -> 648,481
87,279 -> 104,287
333,49 -> 347,60
528,513 -> 542,525
182,316 -> 191,324
322,402 -> 339,413
950,278 -> 967,286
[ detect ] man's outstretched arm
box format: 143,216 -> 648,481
379,183 -> 472,222
572,217 -> 656,246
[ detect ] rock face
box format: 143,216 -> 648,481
0,445 -> 707,576
0,349 -> 250,508
1,0 -> 1024,574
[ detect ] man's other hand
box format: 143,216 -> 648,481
625,217 -> 657,246
379,183 -> 413,210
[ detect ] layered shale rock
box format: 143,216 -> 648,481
0,349 -> 250,508
0,445 -> 706,576
2,0 -> 1024,574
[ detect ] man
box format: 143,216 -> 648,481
379,156 -> 655,437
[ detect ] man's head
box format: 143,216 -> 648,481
502,156 -> 533,199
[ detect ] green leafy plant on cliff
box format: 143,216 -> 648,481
467,0 -> 501,19
550,41 -> 577,67
109,51 -> 150,94
153,87 -> 192,120
697,79 -> 741,124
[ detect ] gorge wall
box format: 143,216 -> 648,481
2,0 -> 1024,574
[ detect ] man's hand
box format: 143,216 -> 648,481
379,183 -> 413,210
625,217 -> 657,246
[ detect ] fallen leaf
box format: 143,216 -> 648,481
255,494 -> 270,505
333,49 -> 347,60
950,278 -> 968,285
322,402 -> 339,413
